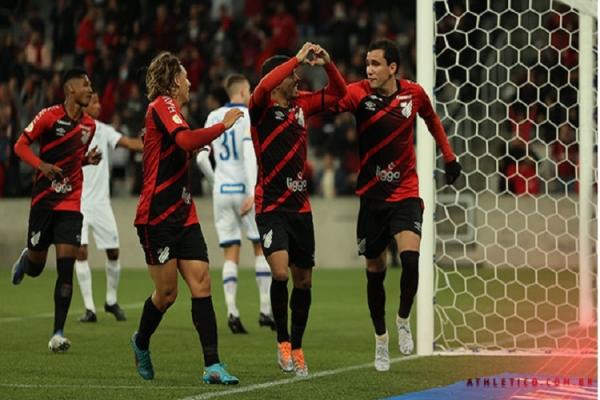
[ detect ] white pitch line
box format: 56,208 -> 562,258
0,302 -> 143,323
0,383 -> 197,390
178,355 -> 421,400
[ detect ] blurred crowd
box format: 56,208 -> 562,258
0,0 -> 588,199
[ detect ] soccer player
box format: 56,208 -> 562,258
131,52 -> 242,383
331,39 -> 462,371
249,42 -> 346,376
196,74 -> 275,334
11,68 -> 101,352
75,92 -> 143,323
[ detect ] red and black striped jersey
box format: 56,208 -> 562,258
134,96 -> 198,227
333,79 -> 455,202
22,104 -> 96,211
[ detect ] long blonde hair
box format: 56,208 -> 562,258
146,52 -> 183,101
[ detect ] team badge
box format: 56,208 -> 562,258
25,122 -> 34,133
357,238 -> 366,255
30,231 -> 41,247
81,125 -> 91,144
400,101 -> 412,118
295,107 -> 305,127
263,230 -> 273,249
157,247 -> 170,264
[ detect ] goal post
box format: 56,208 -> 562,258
417,0 -> 597,356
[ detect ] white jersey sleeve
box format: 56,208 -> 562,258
240,113 -> 257,195
104,123 -> 123,149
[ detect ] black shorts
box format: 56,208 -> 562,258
136,223 -> 209,265
357,197 -> 424,259
255,212 -> 315,269
27,208 -> 83,251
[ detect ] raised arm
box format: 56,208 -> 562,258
251,42 -> 315,107
175,108 -> 243,152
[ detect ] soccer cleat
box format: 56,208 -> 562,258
396,315 -> 414,355
291,348 -> 308,377
130,331 -> 154,380
277,341 -> 294,372
202,363 -> 239,385
79,309 -> 97,323
374,332 -> 390,371
258,313 -> 276,330
48,334 -> 71,353
11,248 -> 28,285
105,302 -> 127,321
227,314 -> 248,334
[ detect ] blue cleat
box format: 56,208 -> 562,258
202,363 -> 239,385
130,331 -> 154,380
11,248 -> 28,285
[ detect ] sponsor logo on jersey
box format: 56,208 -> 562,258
376,162 -> 401,183
286,172 -> 307,192
81,125 -> 91,144
357,238 -> 366,254
172,114 -> 183,124
294,107 -> 305,127
51,177 -> 73,194
263,229 -> 273,249
181,187 -> 192,205
30,231 -> 41,247
162,96 -> 177,114
25,122 -> 34,133
157,246 -> 170,264
365,100 -> 377,111
400,100 -> 413,118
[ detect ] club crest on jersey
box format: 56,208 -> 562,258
365,100 -> 377,111
294,107 -> 305,127
181,187 -> 192,205
400,100 -> 413,118
357,238 -> 366,255
80,125 -> 91,144
274,110 -> 286,120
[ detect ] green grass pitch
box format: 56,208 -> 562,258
0,267 -> 596,400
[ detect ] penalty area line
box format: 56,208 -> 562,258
178,355 -> 421,400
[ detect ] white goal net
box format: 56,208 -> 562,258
430,0 -> 597,354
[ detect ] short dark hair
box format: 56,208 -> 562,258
224,73 -> 248,96
62,67 -> 88,86
261,55 -> 290,77
367,39 -> 400,69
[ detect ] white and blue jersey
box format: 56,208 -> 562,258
198,103 -> 260,246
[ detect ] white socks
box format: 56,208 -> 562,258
105,259 -> 120,306
222,260 -> 239,317
255,255 -> 272,316
75,260 -> 96,312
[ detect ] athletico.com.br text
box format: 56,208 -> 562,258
466,376 -> 595,388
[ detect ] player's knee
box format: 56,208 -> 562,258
106,248 -> 119,260
156,288 -> 177,310
25,261 -> 45,277
366,257 -> 386,273
77,246 -> 88,261
271,269 -> 289,281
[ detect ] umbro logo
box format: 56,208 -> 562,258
55,127 -> 66,136
30,231 -> 41,246
274,110 -> 286,120
263,230 -> 273,249
365,101 -> 377,111
157,246 -> 170,264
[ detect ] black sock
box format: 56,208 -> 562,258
290,287 -> 311,350
366,270 -> 386,336
399,251 -> 419,319
192,296 -> 220,367
53,258 -> 74,334
136,296 -> 164,350
270,279 -> 290,343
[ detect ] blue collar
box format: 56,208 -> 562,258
225,102 -> 247,108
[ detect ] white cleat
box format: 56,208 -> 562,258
396,315 -> 414,355
374,331 -> 390,371
48,335 -> 71,353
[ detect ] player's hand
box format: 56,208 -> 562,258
296,42 -> 314,64
240,195 -> 254,216
38,161 -> 63,180
86,146 -> 102,165
311,44 -> 331,65
444,159 -> 462,185
222,108 -> 244,129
